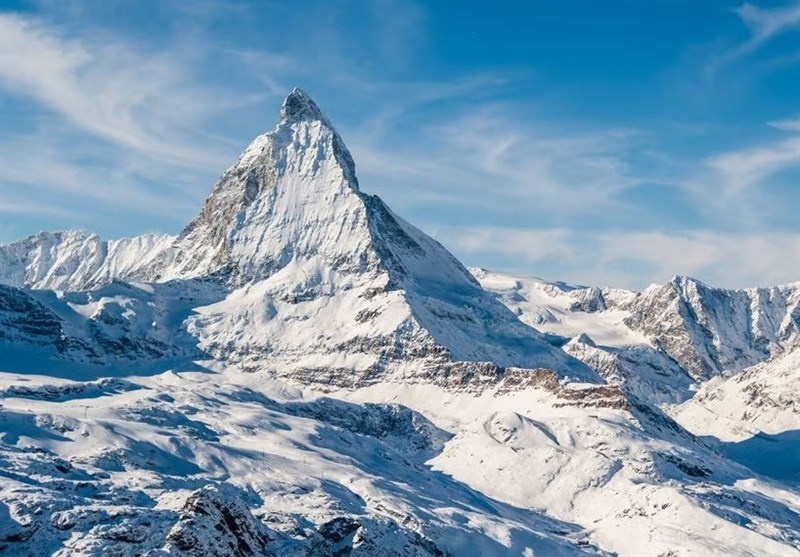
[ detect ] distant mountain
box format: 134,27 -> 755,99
0,230 -> 175,291
472,268 -> 800,403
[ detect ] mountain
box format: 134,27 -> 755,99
0,89 -> 592,387
1,89 -> 799,557
624,276 -> 799,380
471,268 -> 800,403
671,348 -> 800,481
0,230 -> 175,291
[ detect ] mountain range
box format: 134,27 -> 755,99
0,89 -> 797,557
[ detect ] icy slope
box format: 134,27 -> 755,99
2,366 -> 799,557
342,379 -> 800,557
0,281 -> 221,376
670,350 -> 800,482
673,349 -> 800,439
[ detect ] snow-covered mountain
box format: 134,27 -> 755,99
1,89 -> 798,557
472,268 -> 800,403
672,348 -> 800,482
0,231 -> 175,291
0,89 -> 591,388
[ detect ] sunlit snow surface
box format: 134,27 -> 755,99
1,89 -> 799,556
1,365 -> 798,556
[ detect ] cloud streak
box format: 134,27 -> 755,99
0,13 -> 246,168
736,1 -> 800,46
705,135 -> 799,198
703,1 -> 800,76
349,105 -> 641,221
434,225 -> 800,289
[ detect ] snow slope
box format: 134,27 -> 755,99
670,350 -> 800,482
1,89 -> 798,557
673,349 -> 800,440
0,369 -> 610,557
3,366 -> 798,557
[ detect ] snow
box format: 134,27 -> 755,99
0,369 -> 611,556
470,268 -> 649,348
669,350 -> 800,481
0,231 -> 176,291
671,349 -> 800,441
473,268 -> 800,405
1,88 -> 798,557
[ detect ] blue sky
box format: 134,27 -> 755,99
0,0 -> 798,289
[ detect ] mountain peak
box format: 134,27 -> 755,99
279,87 -> 328,125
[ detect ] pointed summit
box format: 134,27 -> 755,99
279,87 -> 328,125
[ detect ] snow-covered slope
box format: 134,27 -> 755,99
0,370 -> 611,557
0,280 -> 221,377
3,366 -> 798,557
1,89 -> 798,557
673,349 -> 800,439
670,349 -> 800,482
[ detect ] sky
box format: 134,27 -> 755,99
0,0 -> 798,289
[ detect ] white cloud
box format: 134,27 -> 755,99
0,127 -> 201,220
705,136 -> 799,197
0,13 -> 243,168
434,225 -> 800,289
700,1 -> 800,78
736,2 -> 800,45
768,117 -> 800,132
349,106 -> 639,217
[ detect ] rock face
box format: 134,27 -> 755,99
0,284 -> 62,347
622,276 -> 800,380
160,486 -> 272,557
0,88 -> 593,387
161,88 -> 365,284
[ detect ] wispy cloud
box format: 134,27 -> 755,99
736,1 -> 800,46
705,132 -> 799,198
0,10 -> 278,237
0,13 -> 247,168
350,105 -> 640,220
768,117 -> 800,132
704,1 -> 800,76
434,225 -> 800,289
0,125 -> 202,220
